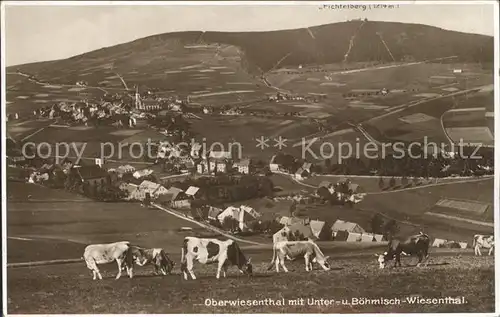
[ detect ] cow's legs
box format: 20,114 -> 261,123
279,256 -> 289,273
488,247 -> 494,256
475,245 -> 482,256
304,254 -> 310,272
86,258 -> 101,280
216,262 -> 224,279
275,257 -> 280,273
115,259 -> 124,280
394,254 -> 401,268
185,257 -> 196,280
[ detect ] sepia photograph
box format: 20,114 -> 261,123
2,1 -> 498,314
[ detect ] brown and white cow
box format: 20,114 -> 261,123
267,239 -> 331,273
375,232 -> 431,269
83,241 -> 134,280
126,246 -> 175,275
180,237 -> 253,280
473,234 -> 494,256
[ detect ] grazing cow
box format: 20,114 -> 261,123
267,240 -> 331,272
473,234 -> 494,256
375,232 -> 431,269
180,237 -> 253,280
83,241 -> 134,280
127,246 -> 175,275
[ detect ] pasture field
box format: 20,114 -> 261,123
362,91 -> 475,144
7,200 -> 207,255
7,181 -> 91,202
7,253 -> 494,314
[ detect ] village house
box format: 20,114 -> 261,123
208,153 -> 232,174
133,168 -> 154,179
75,165 -> 109,186
196,159 -> 210,174
190,142 -> 203,158
217,205 -> 259,232
331,219 -> 365,241
294,167 -> 309,180
185,186 -> 201,199
116,165 -> 136,176
274,221 -> 314,242
119,183 -> 139,200
269,155 -> 281,172
138,180 -> 169,199
168,187 -> 190,209
233,159 -> 251,174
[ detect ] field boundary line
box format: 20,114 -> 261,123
151,203 -> 264,245
7,258 -> 83,268
366,177 -> 493,195
278,171 -> 492,195
425,212 -> 494,227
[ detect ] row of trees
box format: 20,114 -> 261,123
274,147 -> 494,178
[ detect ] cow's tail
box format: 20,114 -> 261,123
125,244 -> 134,269
472,235 -> 478,249
266,244 -> 277,271
180,239 -> 188,274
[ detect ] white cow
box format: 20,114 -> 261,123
473,234 -> 494,256
83,241 -> 134,280
180,237 -> 253,280
267,239 -> 331,273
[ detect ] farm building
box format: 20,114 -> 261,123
345,232 -> 362,242
207,206 -> 223,220
331,220 -> 365,234
309,220 -> 328,239
217,205 -> 259,231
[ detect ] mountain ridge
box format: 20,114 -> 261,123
7,20 -> 493,88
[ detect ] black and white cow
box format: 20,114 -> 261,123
375,232 -> 431,269
473,234 -> 494,256
127,246 -> 175,275
267,240 -> 331,272
180,237 -> 253,280
83,241 -> 134,280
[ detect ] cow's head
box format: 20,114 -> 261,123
316,255 -> 331,271
243,257 -> 253,276
159,252 -> 175,275
374,252 -> 390,269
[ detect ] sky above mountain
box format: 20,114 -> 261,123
4,3 -> 495,66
